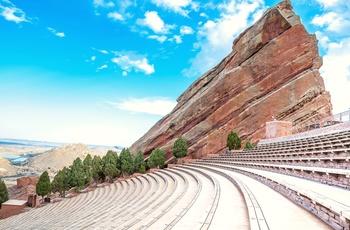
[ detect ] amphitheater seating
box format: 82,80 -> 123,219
200,129 -> 350,189
1,127 -> 350,229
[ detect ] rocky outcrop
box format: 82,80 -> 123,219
17,176 -> 38,189
129,0 -> 333,161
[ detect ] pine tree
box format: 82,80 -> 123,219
102,150 -> 120,182
172,136 -> 188,162
51,167 -> 69,198
120,148 -> 135,177
0,178 -> 9,208
92,155 -> 103,183
227,131 -> 242,150
36,171 -> 52,200
148,148 -> 165,169
134,150 -> 146,173
83,154 -> 93,184
68,157 -> 85,189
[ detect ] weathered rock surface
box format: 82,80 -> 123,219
17,176 -> 38,189
130,0 -> 333,161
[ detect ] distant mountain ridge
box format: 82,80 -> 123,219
25,143 -> 99,175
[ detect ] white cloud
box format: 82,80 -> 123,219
151,0 -> 196,17
136,11 -> 174,34
47,27 -> 65,38
99,49 -> 108,54
315,31 -> 330,49
183,0 -> 264,77
107,12 -> 124,21
312,12 -> 337,27
320,37 -> 350,114
148,35 -> 167,43
111,51 -> 155,75
97,64 -> 107,71
200,12 -> 208,18
122,71 -> 127,76
173,35 -> 182,44
107,97 -> 176,116
91,56 -> 96,61
311,2 -> 350,35
55,32 -> 65,37
315,0 -> 339,8
93,0 -> 115,8
0,1 -> 30,23
180,25 -> 194,35
93,48 -> 109,54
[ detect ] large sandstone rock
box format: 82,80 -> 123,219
17,176 -> 38,189
130,0 -> 333,161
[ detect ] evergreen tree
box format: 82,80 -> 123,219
244,141 -> 254,150
148,148 -> 165,169
172,136 -> 188,161
83,154 -> 93,183
227,131 -> 242,150
102,150 -> 120,182
92,155 -> 103,183
51,167 -> 69,198
134,150 -> 146,173
0,178 -> 9,208
119,148 -> 135,177
36,171 -> 52,199
226,131 -> 235,150
68,157 -> 85,189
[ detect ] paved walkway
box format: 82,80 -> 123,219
185,165 -> 250,229
195,164 -> 332,230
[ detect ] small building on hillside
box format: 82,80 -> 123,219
0,199 -> 27,219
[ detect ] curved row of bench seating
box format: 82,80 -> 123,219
0,168 -> 226,229
191,127 -> 350,229
199,129 -> 350,190
190,161 -> 350,229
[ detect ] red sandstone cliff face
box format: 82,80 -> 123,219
130,0 -> 333,161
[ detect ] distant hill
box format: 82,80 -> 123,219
0,156 -> 17,176
26,143 -> 100,174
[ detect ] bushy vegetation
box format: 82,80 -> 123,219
134,150 -> 146,173
148,148 -> 165,169
83,154 -> 93,183
51,148 -> 147,197
51,167 -> 69,197
36,171 -> 52,199
0,178 -> 9,208
226,131 -> 242,150
244,141 -> 254,150
102,151 -> 120,182
172,136 -> 188,161
120,148 -> 134,177
68,158 -> 85,190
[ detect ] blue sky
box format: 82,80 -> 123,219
0,0 -> 349,147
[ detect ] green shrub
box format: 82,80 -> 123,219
227,131 -> 242,150
172,136 -> 188,160
244,141 -> 254,150
139,165 -> 146,174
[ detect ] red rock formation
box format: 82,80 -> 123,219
17,176 -> 38,189
130,0 -> 333,161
